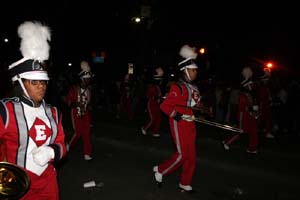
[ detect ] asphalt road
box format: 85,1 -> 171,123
57,111 -> 300,200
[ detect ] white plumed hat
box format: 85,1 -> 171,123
153,67 -> 164,80
78,61 -> 93,78
8,21 -> 51,82
178,44 -> 198,71
241,67 -> 253,87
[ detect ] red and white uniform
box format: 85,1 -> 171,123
143,83 -> 162,135
258,83 -> 273,135
238,91 -> 258,151
0,96 -> 66,200
157,80 -> 200,186
223,91 -> 258,152
119,83 -> 134,120
66,85 -> 92,156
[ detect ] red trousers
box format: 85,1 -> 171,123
70,109 -> 92,155
224,116 -> 258,152
143,99 -> 162,135
21,165 -> 59,200
157,119 -> 196,185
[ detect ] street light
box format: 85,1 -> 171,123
199,47 -> 205,55
132,17 -> 142,23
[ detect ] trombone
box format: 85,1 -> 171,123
176,104 -> 243,133
193,117 -> 243,133
181,115 -> 243,133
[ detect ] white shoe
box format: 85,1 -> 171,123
154,172 -> 163,183
265,133 -> 275,139
141,128 -> 147,135
222,141 -> 230,150
179,183 -> 193,192
84,155 -> 93,161
246,149 -> 257,154
152,133 -> 160,137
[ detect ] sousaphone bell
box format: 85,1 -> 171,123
0,162 -> 30,200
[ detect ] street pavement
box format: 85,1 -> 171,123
57,110 -> 300,200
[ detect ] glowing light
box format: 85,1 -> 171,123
132,17 -> 141,23
266,62 -> 273,68
199,48 -> 205,54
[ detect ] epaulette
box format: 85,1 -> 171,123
1,97 -> 20,103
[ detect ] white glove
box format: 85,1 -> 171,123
32,146 -> 55,167
181,114 -> 195,122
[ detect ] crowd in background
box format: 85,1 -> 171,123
1,61 -> 299,138
44,64 -> 300,139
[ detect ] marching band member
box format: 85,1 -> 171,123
66,61 -> 93,161
257,69 -> 275,139
0,21 -> 67,200
141,67 -> 164,137
153,44 -> 201,193
222,66 -> 259,154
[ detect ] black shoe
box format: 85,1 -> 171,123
155,179 -> 162,188
180,189 -> 196,194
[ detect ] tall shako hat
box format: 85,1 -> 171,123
241,66 -> 253,88
153,67 -> 164,80
8,21 -> 51,82
178,45 -> 198,71
78,61 -> 93,79
8,21 -> 51,98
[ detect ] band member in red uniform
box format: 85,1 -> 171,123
141,67 -> 164,137
0,21 -> 67,200
153,45 -> 201,193
66,61 -> 93,161
257,69 -> 275,139
222,67 -> 259,154
118,74 -> 134,120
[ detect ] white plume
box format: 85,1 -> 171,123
18,21 -> 51,61
155,67 -> 164,76
179,45 -> 197,59
80,61 -> 91,72
242,67 -> 253,79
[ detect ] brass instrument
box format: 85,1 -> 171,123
0,162 -> 30,200
181,115 -> 244,133
194,118 -> 244,133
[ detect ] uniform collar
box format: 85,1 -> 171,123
19,95 -> 44,107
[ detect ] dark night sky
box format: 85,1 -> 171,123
1,0 -> 299,80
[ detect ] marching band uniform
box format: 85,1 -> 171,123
66,61 -> 93,161
257,70 -> 274,139
141,67 -> 164,137
222,67 -> 259,153
0,21 -> 66,200
153,45 -> 201,193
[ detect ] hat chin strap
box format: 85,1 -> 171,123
17,78 -> 30,98
184,68 -> 191,81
